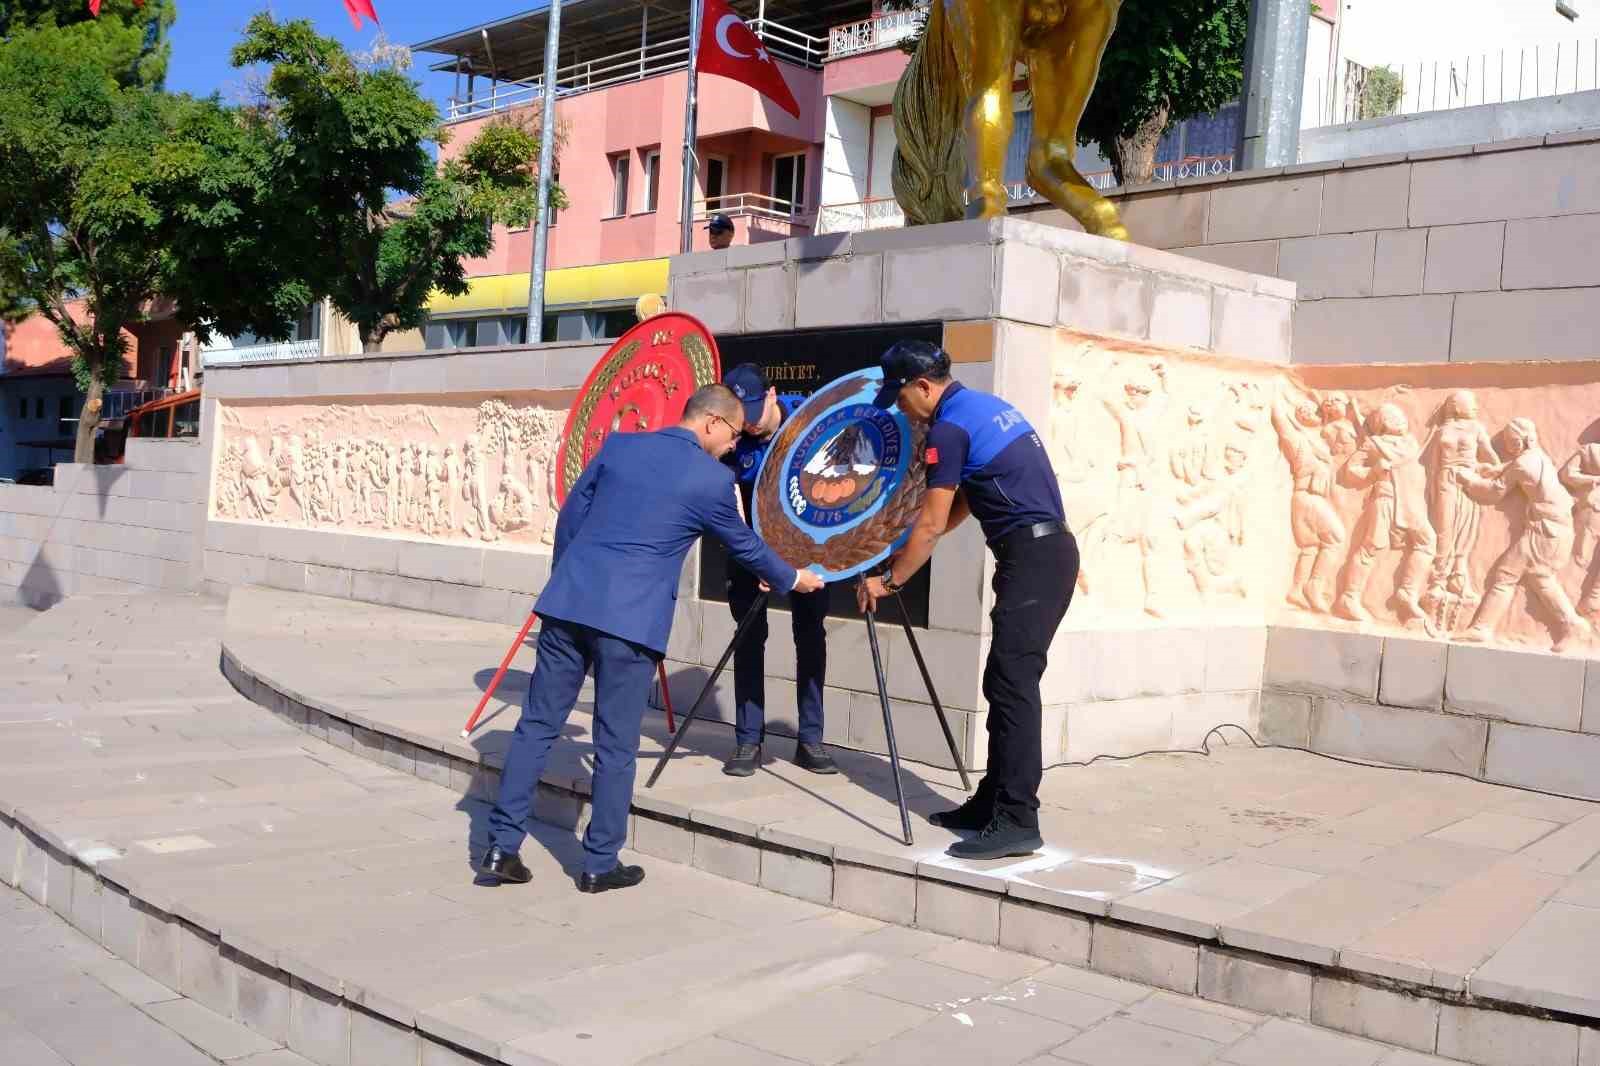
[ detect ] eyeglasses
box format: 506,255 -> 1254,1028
708,413 -> 739,437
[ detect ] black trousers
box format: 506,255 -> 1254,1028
976,531 -> 1078,830
727,562 -> 829,745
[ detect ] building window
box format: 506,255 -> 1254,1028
548,165 -> 559,227
609,154 -> 630,218
33,397 -> 44,420
16,396 -> 26,420
57,396 -> 74,435
772,152 -> 807,213
703,155 -> 728,209
641,150 -> 661,213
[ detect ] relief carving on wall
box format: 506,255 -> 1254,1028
1052,331 -> 1600,654
212,396 -> 566,551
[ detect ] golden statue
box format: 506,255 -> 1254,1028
893,0 -> 1129,240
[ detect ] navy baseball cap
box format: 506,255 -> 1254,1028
707,213 -> 735,233
723,363 -> 768,425
872,340 -> 952,408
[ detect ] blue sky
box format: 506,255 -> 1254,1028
163,1 -> 536,107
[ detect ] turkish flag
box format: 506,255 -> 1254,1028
696,0 -> 800,119
343,0 -> 380,29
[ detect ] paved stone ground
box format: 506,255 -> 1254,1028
1,881 -> 310,1065
223,587 -> 1600,1025
1,592 -> 1473,1066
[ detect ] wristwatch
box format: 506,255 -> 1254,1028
878,567 -> 903,595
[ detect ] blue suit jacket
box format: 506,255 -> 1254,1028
535,428 -> 799,655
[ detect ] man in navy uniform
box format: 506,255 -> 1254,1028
720,363 -> 836,777
479,385 -> 825,892
707,213 -> 736,251
859,341 -> 1077,861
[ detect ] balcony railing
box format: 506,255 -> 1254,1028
201,339 -> 321,369
827,6 -> 927,62
102,387 -> 175,421
696,192 -> 816,238
815,196 -> 905,234
446,18 -> 825,122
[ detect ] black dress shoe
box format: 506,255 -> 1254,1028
929,797 -> 993,832
578,863 -> 646,894
946,816 -> 1044,861
794,742 -> 839,775
723,743 -> 762,777
478,846 -> 532,884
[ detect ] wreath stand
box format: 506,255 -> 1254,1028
644,590 -> 971,847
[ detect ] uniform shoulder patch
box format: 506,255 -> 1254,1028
924,446 -> 940,464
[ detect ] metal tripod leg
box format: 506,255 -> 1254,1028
895,593 -> 972,793
645,592 -> 768,789
865,611 -> 914,846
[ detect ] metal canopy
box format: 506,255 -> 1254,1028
413,0 -> 872,79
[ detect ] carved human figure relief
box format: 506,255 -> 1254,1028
1457,418 -> 1590,652
1050,370 -> 1095,484
1096,361 -> 1171,617
1419,390 -> 1499,633
491,472 -> 535,533
1271,387 -> 1345,612
462,433 -> 495,541
1561,441 -> 1600,619
1170,402 -> 1218,488
1175,440 -> 1252,602
1320,392 -> 1360,460
1335,403 -> 1437,632
241,437 -> 280,518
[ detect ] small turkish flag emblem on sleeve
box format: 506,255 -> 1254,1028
924,446 -> 939,465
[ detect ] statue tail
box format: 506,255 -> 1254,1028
891,3 -> 964,226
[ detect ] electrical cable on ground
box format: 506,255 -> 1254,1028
1041,722 -> 1600,806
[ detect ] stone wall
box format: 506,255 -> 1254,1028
1263,627 -> 1600,799
0,438 -> 207,608
1017,131 -> 1600,365
1299,89 -> 1600,164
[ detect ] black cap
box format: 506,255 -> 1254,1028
707,212 -> 735,233
722,362 -> 768,425
872,340 -> 952,409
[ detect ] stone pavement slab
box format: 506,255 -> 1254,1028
3,589 -> 1596,1065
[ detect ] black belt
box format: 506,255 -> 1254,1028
989,520 -> 1070,554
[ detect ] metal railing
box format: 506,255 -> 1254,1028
1310,38 -> 1600,127
447,18 -> 826,122
815,155 -> 1235,234
826,6 -> 926,61
102,387 -> 175,421
201,339 -> 321,368
697,192 -> 815,237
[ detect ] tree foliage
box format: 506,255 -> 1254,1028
0,16 -> 297,460
1360,65 -> 1403,120
0,0 -> 175,88
229,15 -> 563,351
1080,0 -> 1249,184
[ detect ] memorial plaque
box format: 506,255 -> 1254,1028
554,312 -> 720,505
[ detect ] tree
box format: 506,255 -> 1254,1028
1360,65 -> 1403,121
230,16 -> 563,352
0,21 -> 302,461
1079,0 -> 1249,186
0,0 -> 175,88
881,0 -> 1248,187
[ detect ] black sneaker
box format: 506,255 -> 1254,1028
946,816 -> 1044,861
794,742 -> 839,775
723,743 -> 762,777
578,863 -> 646,894
929,797 -> 992,832
477,846 -> 532,885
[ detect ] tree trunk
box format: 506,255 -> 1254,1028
1111,105 -> 1171,187
73,376 -> 104,465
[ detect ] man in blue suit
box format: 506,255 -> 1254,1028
479,384 -> 824,893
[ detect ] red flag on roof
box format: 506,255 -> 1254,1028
87,0 -> 145,14
343,0 -> 380,30
696,0 -> 800,119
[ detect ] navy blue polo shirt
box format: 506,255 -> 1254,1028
924,382 -> 1065,543
728,393 -> 806,522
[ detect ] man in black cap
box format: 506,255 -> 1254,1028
720,362 -> 836,777
858,340 -> 1077,860
707,213 -> 735,251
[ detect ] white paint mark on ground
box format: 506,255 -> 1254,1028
135,835 -> 214,854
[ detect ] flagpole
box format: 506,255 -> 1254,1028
526,0 -> 563,343
678,0 -> 704,254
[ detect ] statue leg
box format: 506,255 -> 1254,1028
1022,0 -> 1129,239
950,0 -> 1022,219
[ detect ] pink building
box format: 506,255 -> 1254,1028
414,0 -> 914,346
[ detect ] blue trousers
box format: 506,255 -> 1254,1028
727,562 -> 827,746
487,617 -> 659,876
